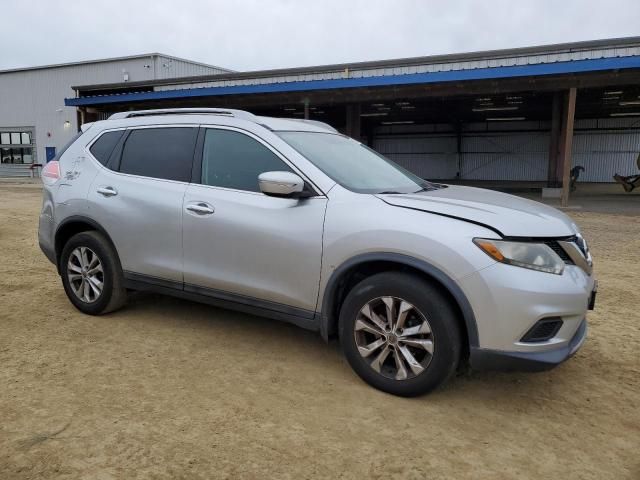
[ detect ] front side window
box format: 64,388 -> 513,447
119,127 -> 197,182
201,128 -> 292,192
278,131 -> 434,194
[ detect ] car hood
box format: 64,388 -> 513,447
377,185 -> 577,237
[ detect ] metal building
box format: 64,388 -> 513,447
4,37 -> 640,203
0,53 -> 230,176
64,37 -> 640,202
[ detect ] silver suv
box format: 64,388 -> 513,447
39,108 -> 597,396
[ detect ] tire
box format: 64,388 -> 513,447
59,231 -> 127,315
339,272 -> 461,397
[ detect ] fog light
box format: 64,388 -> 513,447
520,318 -> 563,342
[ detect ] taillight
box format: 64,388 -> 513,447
42,161 -> 61,185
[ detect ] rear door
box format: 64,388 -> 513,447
182,126 -> 327,317
86,126 -> 198,283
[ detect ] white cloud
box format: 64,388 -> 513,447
3,0 -> 640,71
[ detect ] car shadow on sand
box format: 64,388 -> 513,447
113,290 -> 588,411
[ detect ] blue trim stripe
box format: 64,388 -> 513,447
65,55 -> 640,106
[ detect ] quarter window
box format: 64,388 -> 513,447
90,130 -> 124,166
119,127 -> 197,182
201,129 -> 292,192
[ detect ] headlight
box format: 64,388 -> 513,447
473,238 -> 565,275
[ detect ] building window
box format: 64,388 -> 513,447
0,130 -> 34,164
1,147 -> 33,164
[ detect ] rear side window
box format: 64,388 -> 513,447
89,130 -> 124,166
201,128 -> 292,192
119,127 -> 197,182
53,131 -> 83,162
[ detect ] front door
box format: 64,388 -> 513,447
182,127 -> 327,316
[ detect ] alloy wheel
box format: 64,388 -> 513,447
354,296 -> 434,380
67,246 -> 104,303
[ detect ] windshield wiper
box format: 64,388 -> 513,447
378,190 -> 403,194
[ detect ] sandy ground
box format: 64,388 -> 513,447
1,184 -> 639,480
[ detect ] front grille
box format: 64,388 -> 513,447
544,240 -> 574,264
521,318 -> 563,343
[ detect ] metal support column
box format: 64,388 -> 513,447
547,92 -> 562,187
455,121 -> 462,179
77,108 -> 85,131
559,88 -> 577,207
345,104 -> 362,140
362,118 -> 375,147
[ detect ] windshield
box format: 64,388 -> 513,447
277,131 -> 436,194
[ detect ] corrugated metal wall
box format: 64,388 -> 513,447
460,127 -> 550,181
374,133 -> 458,179
374,118 -> 640,182
573,118 -> 640,181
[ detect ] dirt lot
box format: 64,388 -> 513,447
1,184 -> 639,479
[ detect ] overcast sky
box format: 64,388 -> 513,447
3,0 -> 640,72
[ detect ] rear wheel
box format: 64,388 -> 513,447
339,272 -> 461,397
60,231 -> 126,315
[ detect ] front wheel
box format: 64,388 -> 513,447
339,272 -> 461,397
60,231 -> 127,315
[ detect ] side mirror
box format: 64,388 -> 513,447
258,171 -> 307,197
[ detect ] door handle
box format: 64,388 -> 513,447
97,186 -> 118,197
186,202 -> 215,215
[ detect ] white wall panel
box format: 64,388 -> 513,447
374,134 -> 458,179
573,130 -> 640,181
373,120 -> 640,183
461,132 -> 550,181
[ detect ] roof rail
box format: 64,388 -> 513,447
288,119 -> 338,133
108,108 -> 258,121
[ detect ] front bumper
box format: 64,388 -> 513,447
469,318 -> 587,371
458,259 -> 595,370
